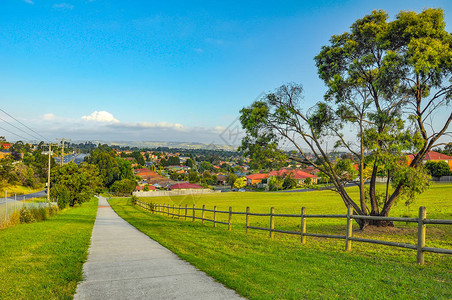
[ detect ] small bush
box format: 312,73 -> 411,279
19,205 -> 58,224
19,208 -> 35,223
31,207 -> 48,222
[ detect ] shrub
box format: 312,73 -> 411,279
19,208 -> 35,223
31,207 -> 48,221
19,205 -> 58,224
110,179 -> 137,196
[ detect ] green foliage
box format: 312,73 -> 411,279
240,8 -> 452,220
391,165 -> 431,206
110,179 -> 137,196
131,195 -> 138,205
185,158 -> 195,168
199,161 -> 213,173
131,151 -> 145,166
334,159 -> 357,182
188,171 -> 200,183
268,176 -> 283,191
282,174 -> 297,190
116,158 -> 135,181
86,146 -> 135,188
50,162 -> 101,206
425,161 -> 451,177
226,173 -> 238,187
239,100 -> 288,170
19,207 -> 35,223
86,148 -> 119,187
52,184 -> 71,209
233,177 -> 247,189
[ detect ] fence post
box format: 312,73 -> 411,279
213,206 -> 217,228
192,204 -> 195,222
185,204 -> 188,220
228,207 -> 232,231
345,206 -> 353,251
270,207 -> 275,239
246,206 -> 250,234
178,205 -> 181,219
172,205 -> 175,218
5,190 -> 7,224
202,205 -> 205,225
417,206 -> 427,265
301,207 -> 306,244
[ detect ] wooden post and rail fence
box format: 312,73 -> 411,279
135,200 -> 452,265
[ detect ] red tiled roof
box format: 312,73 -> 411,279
408,151 -> 452,161
268,169 -> 317,179
168,183 -> 203,190
135,170 -> 159,177
246,173 -> 268,180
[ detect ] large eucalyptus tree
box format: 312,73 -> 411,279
240,9 -> 452,228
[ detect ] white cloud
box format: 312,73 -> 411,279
82,111 -> 119,123
53,3 -> 74,10
23,0 -> 34,4
43,113 -> 55,120
108,121 -> 184,130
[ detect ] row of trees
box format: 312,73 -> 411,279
240,8 -> 452,228
0,148 -> 56,190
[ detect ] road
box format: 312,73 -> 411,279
0,190 -> 46,204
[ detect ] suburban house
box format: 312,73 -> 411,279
1,143 -> 11,150
216,174 -> 227,185
135,185 -> 156,192
301,166 -> 321,176
246,173 -> 268,185
408,151 -> 452,170
268,168 -> 318,184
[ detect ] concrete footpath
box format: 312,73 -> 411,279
74,196 -> 242,300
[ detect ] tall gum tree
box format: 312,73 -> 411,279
240,9 -> 452,228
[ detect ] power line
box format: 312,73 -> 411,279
0,116 -> 42,141
0,108 -> 50,142
0,124 -> 30,141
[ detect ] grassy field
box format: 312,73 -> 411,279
109,183 -> 452,299
0,199 -> 98,300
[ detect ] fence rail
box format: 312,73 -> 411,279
135,200 -> 452,265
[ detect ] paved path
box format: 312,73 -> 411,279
74,196 -> 242,300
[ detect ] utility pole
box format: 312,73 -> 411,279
56,138 -> 71,166
45,143 -> 57,204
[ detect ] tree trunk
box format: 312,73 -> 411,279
369,161 -> 379,215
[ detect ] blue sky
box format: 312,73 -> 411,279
1,0 -> 451,145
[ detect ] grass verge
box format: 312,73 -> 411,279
110,197 -> 452,299
0,199 -> 98,300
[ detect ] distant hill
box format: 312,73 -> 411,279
88,140 -> 237,151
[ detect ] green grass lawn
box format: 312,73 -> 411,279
109,183 -> 452,299
0,199 -> 98,300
